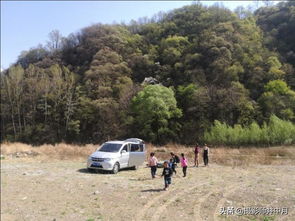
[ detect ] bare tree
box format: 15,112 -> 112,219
46,30 -> 63,51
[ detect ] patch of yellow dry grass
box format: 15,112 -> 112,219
148,143 -> 295,166
0,142 -> 97,160
1,142 -> 294,166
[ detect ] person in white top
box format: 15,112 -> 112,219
148,152 -> 158,178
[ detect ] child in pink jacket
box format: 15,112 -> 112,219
180,153 -> 188,177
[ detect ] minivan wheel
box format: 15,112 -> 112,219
112,163 -> 119,174
131,166 -> 137,170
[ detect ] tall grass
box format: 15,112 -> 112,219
204,115 -> 295,146
0,142 -> 97,160
1,142 -> 295,166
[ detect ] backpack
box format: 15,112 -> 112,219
174,155 -> 180,163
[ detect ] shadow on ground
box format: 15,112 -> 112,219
129,178 -> 151,181
77,167 -> 136,174
141,188 -> 164,192
77,168 -> 108,174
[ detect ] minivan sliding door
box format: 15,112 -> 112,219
128,144 -> 145,167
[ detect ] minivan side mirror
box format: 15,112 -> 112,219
121,150 -> 127,154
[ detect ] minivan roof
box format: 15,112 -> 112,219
105,138 -> 144,145
105,141 -> 125,144
124,138 -> 144,143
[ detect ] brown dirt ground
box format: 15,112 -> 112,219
1,155 -> 295,221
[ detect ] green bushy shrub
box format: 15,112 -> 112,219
204,115 -> 295,146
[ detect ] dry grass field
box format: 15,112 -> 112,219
1,143 -> 295,221
1,142 -> 295,166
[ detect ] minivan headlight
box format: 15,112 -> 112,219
104,158 -> 112,161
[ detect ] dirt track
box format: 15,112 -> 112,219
1,158 -> 295,221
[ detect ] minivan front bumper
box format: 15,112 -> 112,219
87,158 -> 114,171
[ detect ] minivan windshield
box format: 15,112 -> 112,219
98,143 -> 122,152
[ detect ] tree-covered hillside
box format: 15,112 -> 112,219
1,2 -> 295,145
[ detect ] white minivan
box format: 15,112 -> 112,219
87,138 -> 146,174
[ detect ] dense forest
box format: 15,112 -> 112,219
1,1 -> 295,145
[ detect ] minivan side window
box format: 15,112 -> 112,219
130,144 -> 140,152
122,145 -> 128,152
139,144 -> 144,152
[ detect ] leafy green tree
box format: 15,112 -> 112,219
160,35 -> 189,65
255,1 -> 295,66
81,47 -> 135,142
259,80 -> 295,121
176,84 -> 211,144
1,65 -> 25,140
84,47 -> 132,99
131,85 -> 182,143
17,45 -> 49,68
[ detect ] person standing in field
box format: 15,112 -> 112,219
169,159 -> 174,170
170,152 -> 178,174
180,153 -> 188,177
148,152 -> 158,178
161,161 -> 173,190
203,144 -> 209,166
194,143 -> 200,167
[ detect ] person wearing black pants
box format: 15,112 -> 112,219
182,165 -> 187,177
162,161 -> 173,190
203,144 -> 209,166
151,166 -> 157,178
180,153 -> 188,177
170,152 -> 177,175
